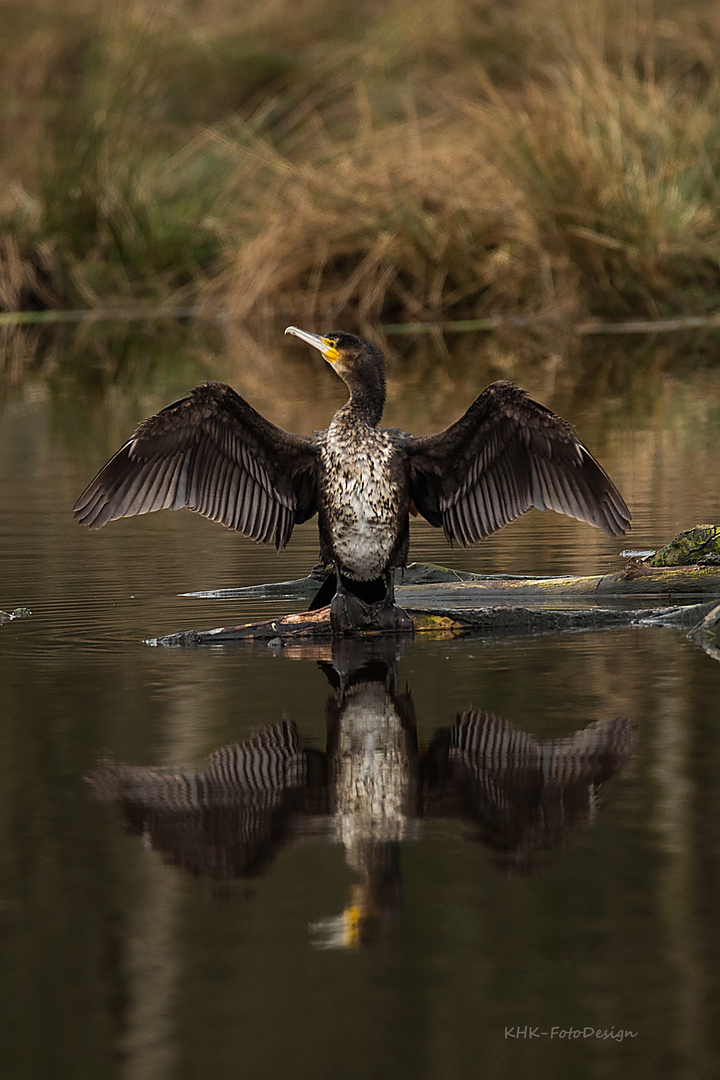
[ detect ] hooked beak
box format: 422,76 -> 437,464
285,326 -> 339,363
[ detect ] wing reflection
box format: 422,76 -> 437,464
90,720 -> 327,880
88,644 -> 637,947
424,711 -> 635,877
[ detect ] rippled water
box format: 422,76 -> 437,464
1,331 -> 719,1079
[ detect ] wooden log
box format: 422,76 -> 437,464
644,525 -> 720,567
148,607 -> 338,647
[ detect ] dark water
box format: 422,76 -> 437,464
1,331 -> 720,1079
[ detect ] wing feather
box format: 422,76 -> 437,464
263,498 -> 280,546
236,471 -> 251,533
74,381 -> 318,551
247,483 -> 262,540
223,463 -> 240,527
210,455 -> 230,524
132,458 -> 168,516
466,488 -> 483,540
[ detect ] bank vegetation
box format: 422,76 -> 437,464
2,0 -> 720,348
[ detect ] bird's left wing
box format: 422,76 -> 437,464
74,381 -> 318,550
404,380 -> 630,543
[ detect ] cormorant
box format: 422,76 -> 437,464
74,327 -> 631,632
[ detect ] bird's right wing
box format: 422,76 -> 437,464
74,381 -> 318,550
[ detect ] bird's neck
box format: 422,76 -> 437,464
341,375 -> 386,427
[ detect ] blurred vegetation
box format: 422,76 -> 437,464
1,0 -> 720,340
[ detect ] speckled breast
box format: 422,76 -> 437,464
320,423 -> 402,580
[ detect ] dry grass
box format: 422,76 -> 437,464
205,111 -> 558,332
1,0 -> 720,349
472,46 -> 720,317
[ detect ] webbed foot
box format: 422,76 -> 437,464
369,601 -> 414,635
329,591 -> 414,636
330,590 -> 373,636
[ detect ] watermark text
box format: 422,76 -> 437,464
505,1026 -> 637,1043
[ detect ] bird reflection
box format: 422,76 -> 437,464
88,643 -> 637,947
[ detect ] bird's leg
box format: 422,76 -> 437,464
369,570 -> 414,635
383,569 -> 396,605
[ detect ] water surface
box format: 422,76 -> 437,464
1,330 -> 719,1079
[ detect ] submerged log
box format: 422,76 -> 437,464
687,602 -> 720,662
0,606 -> 31,625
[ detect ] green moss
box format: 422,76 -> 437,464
646,526 -> 720,567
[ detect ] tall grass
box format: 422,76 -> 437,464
2,0 -> 720,340
469,47 -> 720,318
205,110 -> 554,332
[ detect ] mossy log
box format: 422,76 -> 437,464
645,525 -> 720,567
182,559 -> 720,604
394,563 -> 720,602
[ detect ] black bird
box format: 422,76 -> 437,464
74,328 -> 631,632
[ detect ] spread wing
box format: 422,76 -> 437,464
405,381 -> 630,542
74,381 -> 318,550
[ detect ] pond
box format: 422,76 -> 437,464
1,327 -> 719,1079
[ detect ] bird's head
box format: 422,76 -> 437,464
285,326 -> 386,421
